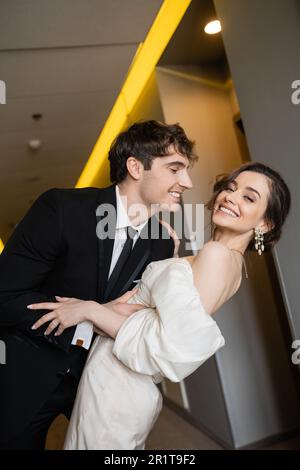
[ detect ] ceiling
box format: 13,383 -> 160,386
0,0 -> 163,240
160,0 -> 229,79
0,0 -> 228,242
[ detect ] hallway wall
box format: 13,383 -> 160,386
214,0 -> 300,343
156,64 -> 300,448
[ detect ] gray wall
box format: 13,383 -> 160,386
156,32 -> 300,447
214,0 -> 300,341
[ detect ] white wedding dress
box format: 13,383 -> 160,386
64,258 -> 225,450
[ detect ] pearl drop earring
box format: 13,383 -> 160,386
254,227 -> 264,255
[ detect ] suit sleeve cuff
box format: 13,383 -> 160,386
71,321 -> 93,350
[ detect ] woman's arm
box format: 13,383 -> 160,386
30,290 -> 144,338
89,297 -> 144,339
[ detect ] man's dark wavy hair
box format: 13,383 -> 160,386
108,120 -> 198,183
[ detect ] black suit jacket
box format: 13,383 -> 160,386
0,185 -> 173,442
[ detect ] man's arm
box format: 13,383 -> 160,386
0,189 -> 75,352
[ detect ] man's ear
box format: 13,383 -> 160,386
126,157 -> 143,180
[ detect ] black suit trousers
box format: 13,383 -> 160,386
0,371 -> 79,450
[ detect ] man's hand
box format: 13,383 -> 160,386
104,289 -> 145,317
159,220 -> 180,257
29,297 -> 96,336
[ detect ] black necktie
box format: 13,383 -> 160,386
104,226 -> 137,301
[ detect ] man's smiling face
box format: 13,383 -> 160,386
138,149 -> 193,212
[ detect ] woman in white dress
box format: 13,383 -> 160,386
31,162 -> 291,450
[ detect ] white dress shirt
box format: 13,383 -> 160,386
72,185 -> 148,349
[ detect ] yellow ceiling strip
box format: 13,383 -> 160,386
76,0 -> 191,188
0,0 -> 191,251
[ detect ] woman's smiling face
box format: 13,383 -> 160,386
212,171 -> 271,235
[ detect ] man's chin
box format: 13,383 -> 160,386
159,202 -> 181,213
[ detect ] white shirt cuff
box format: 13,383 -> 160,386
72,321 -> 94,350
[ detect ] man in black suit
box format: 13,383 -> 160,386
0,120 -> 196,449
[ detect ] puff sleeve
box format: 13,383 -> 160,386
113,260 -> 225,382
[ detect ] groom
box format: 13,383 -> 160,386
0,120 -> 196,449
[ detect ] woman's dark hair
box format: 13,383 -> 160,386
108,120 -> 197,183
207,162 -> 291,251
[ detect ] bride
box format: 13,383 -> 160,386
32,162 -> 291,450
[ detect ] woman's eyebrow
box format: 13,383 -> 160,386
245,186 -> 261,198
231,180 -> 261,198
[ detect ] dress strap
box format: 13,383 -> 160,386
242,257 -> 249,279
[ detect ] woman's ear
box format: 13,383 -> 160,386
126,157 -> 143,181
260,219 -> 274,234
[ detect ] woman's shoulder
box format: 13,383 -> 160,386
194,241 -> 238,282
200,241 -> 232,261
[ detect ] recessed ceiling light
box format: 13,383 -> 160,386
28,139 -> 41,150
204,20 -> 221,35
32,113 -> 43,120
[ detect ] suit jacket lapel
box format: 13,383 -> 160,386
107,218 -> 154,300
95,185 -> 117,301
95,191 -> 166,302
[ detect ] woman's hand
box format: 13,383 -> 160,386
30,289 -> 145,338
159,220 -> 180,257
29,296 -> 96,336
